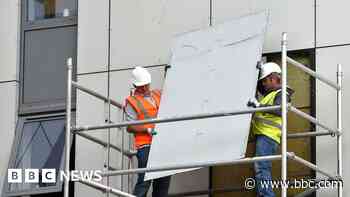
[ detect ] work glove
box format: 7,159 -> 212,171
247,98 -> 261,108
147,128 -> 157,136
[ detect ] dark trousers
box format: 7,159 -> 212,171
254,135 -> 278,197
133,146 -> 171,197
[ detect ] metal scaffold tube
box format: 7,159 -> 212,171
287,131 -> 336,139
64,57 -> 73,197
281,32 -> 288,197
102,154 -> 283,177
74,132 -> 136,157
78,179 -> 136,197
73,106 -> 281,132
72,81 -> 123,109
286,56 -> 340,90
287,153 -> 338,180
104,101 -> 111,197
289,106 -> 338,134
337,64 -> 343,197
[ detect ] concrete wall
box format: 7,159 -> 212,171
0,0 -> 19,192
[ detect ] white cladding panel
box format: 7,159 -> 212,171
316,46 -> 350,197
213,0 -> 314,53
316,0 -> 350,47
145,12 -> 266,180
0,82 -> 17,193
0,0 -> 19,81
110,0 -> 210,69
77,0 -> 109,74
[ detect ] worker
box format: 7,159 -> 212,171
124,66 -> 171,197
247,62 -> 294,197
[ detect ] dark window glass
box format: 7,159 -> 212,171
21,26 -> 77,114
7,117 -> 65,194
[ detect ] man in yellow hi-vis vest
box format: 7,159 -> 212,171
247,62 -> 294,197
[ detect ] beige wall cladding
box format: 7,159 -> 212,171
0,82 -> 17,193
110,0 -> 210,69
213,0 -> 314,53
77,0 -> 109,74
316,46 -> 350,197
75,73 -> 122,196
316,0 -> 350,47
0,0 -> 19,81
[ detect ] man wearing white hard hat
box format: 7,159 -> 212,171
124,66 -> 170,197
247,62 -> 294,197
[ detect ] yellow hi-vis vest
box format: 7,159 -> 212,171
252,90 -> 282,144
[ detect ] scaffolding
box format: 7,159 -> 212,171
64,33 -> 343,197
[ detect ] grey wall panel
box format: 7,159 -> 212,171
75,73 -> 121,197
0,0 -> 19,81
316,46 -> 350,196
77,0 -> 109,74
316,0 -> 350,47
110,0 -> 210,69
0,82 -> 17,193
213,0 -> 314,53
146,13 -> 266,180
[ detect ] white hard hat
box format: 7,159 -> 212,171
132,66 -> 151,86
259,62 -> 281,81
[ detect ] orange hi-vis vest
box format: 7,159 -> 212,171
125,89 -> 161,149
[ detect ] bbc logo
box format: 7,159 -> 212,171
8,169 -> 56,183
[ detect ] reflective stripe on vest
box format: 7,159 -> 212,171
254,116 -> 282,130
252,89 -> 283,144
125,90 -> 161,149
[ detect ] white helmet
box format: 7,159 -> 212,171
259,62 -> 281,81
132,66 -> 151,87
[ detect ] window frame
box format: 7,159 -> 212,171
2,113 -> 69,196
19,0 -> 77,115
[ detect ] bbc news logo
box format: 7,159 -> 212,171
8,169 -> 103,183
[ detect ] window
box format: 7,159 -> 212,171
27,0 -> 77,21
19,0 -> 77,114
3,115 -> 66,196
20,26 -> 77,114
